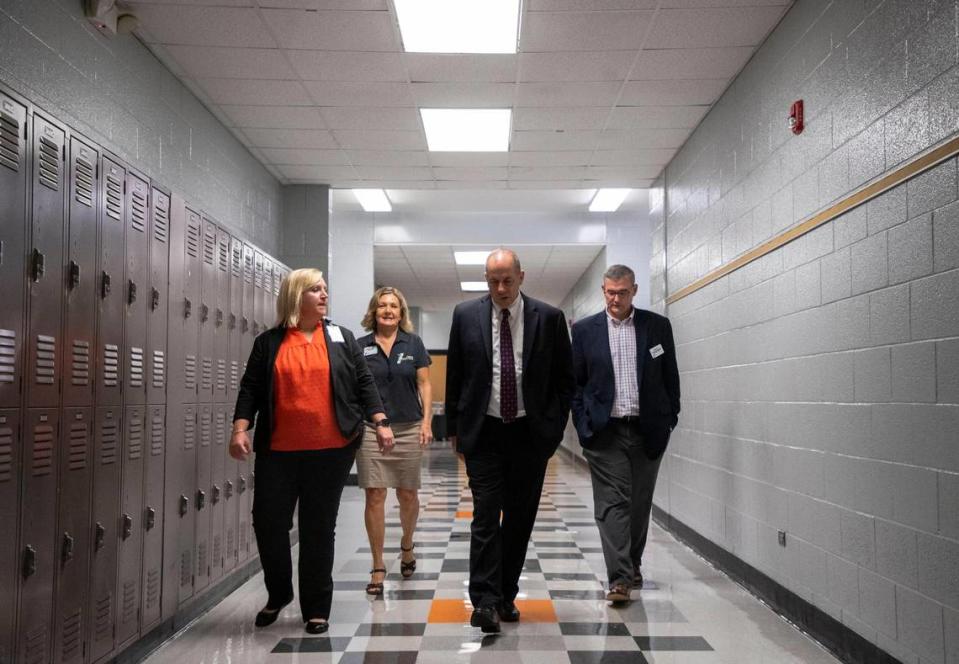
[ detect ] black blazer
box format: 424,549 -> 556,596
571,308 -> 680,460
233,321 -> 384,454
445,294 -> 575,459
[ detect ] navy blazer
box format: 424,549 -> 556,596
445,293 -> 574,459
570,308 -> 680,460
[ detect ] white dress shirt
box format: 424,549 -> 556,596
487,295 -> 526,419
607,308 -> 640,417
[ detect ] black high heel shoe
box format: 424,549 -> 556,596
400,543 -> 416,578
254,595 -> 293,627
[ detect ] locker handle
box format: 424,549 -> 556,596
196,489 -> 206,510
238,476 -> 246,494
128,280 -> 137,305
151,287 -> 160,311
101,272 -> 112,299
121,513 -> 134,540
62,532 -> 75,563
229,313 -> 236,330
215,308 -> 223,327
31,248 -> 45,282
94,522 -> 106,551
145,506 -> 156,531
184,298 -> 192,319
212,484 -> 221,504
179,494 -> 189,516
225,480 -> 233,499
241,317 -> 248,333
23,545 -> 37,578
200,303 -> 209,323
69,260 -> 81,289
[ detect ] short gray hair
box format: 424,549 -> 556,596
486,248 -> 522,272
603,264 -> 635,284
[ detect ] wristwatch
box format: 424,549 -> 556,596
375,418 -> 391,428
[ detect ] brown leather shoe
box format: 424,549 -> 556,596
606,583 -> 632,603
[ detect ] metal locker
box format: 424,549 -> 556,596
261,259 -> 274,336
88,407 -> 121,662
124,173 -> 150,406
0,94 -> 28,409
209,406 -> 226,582
198,219 -> 217,403
96,157 -> 126,407
62,137 -> 99,408
236,244 -> 256,566
194,404 -> 213,593
147,189 -> 170,406
25,115 -> 66,409
0,410 -> 21,664
53,407 -> 93,664
214,228 -> 230,401
177,208 -> 202,404
228,237 -> 243,404
175,404 -> 198,605
140,404 -> 165,632
17,408 -> 60,664
116,405 -> 145,647
252,250 -> 264,340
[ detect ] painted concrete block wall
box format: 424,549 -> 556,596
655,1 -> 959,662
0,0 -> 282,253
329,211 -> 375,337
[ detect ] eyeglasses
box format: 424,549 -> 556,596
603,289 -> 632,298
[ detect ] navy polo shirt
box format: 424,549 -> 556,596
357,330 -> 432,424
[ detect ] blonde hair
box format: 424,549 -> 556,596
276,268 -> 325,328
361,286 -> 414,333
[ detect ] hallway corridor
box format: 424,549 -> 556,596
142,449 -> 839,664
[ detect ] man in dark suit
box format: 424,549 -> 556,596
570,264 -> 680,602
446,248 -> 574,633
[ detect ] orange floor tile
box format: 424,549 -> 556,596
427,598 -> 558,623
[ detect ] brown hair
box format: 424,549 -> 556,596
361,286 -> 414,333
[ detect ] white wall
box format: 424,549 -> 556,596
328,210 -> 375,337
420,309 -> 454,351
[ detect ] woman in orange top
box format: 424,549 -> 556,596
230,268 -> 393,634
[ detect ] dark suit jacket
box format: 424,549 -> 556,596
571,308 -> 680,460
445,294 -> 574,459
233,321 -> 384,454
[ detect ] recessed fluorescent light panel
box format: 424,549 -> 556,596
589,188 -> 631,212
395,0 -> 521,53
454,251 -> 491,265
460,281 -> 488,292
421,109 -> 511,152
353,189 -> 392,212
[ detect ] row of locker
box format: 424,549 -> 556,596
0,85 -> 288,664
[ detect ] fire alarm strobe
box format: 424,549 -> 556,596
788,100 -> 804,135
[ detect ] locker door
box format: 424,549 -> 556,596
0,410 -> 21,664
198,220 -> 217,403
214,228 -> 230,401
124,173 -> 150,406
53,407 -> 93,664
88,407 -> 121,662
62,137 -> 98,407
147,190 -> 170,406
116,406 -> 144,647
262,259 -> 274,334
209,407 -> 226,582
237,244 -> 256,565
17,409 -> 60,664
194,404 -> 213,593
228,237 -> 243,404
252,250 -> 264,339
25,115 -> 65,409
0,95 -> 28,409
96,158 -> 126,406
179,209 -> 201,404
140,405 -> 165,630
176,405 -> 197,605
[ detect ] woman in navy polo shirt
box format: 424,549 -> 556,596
356,286 -> 433,595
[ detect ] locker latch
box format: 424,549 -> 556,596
238,476 -> 246,494
69,260 -> 81,289
215,309 -> 223,327
200,304 -> 209,323
62,532 -> 75,563
184,298 -> 192,318
196,489 -> 206,510
225,480 -> 233,499
101,272 -> 112,298
212,484 -> 221,504
23,545 -> 37,577
229,313 -> 236,330
121,513 -> 134,540
31,248 -> 45,282
151,287 -> 160,311
179,494 -> 189,516
128,280 -> 137,305
145,506 -> 156,531
94,522 -> 105,551
241,317 -> 248,333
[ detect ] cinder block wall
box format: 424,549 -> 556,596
0,0 -> 282,253
651,1 -> 959,662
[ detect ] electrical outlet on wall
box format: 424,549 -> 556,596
778,530 -> 787,547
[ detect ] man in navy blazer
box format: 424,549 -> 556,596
571,264 -> 680,602
446,248 -> 574,633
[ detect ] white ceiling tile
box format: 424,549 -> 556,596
508,151 -> 593,166
286,51 -> 408,81
588,148 -> 675,166
277,164 -> 359,180
594,129 -> 690,149
404,54 -> 517,82
219,105 -> 326,129
508,166 -> 588,180
606,105 -> 708,129
657,0 -> 790,8
347,150 -> 431,166
260,8 -> 399,50
644,7 -> 788,49
332,130 -> 426,150
257,0 -> 388,8
510,130 -> 600,151
526,0 -> 658,9
512,107 -> 608,131
354,166 -> 434,180
435,181 -> 509,189
585,165 -> 663,180
427,153 -> 510,167
515,82 -> 620,107
410,83 -> 516,108
198,78 -> 312,106
583,177 -> 654,188
132,5 -> 276,47
619,79 -> 728,105
433,167 -> 509,181
319,107 -> 421,131
304,81 -> 415,106
519,51 -> 636,82
521,11 -> 655,51
505,180 -> 593,189
335,180 -> 437,189
128,0 -> 254,5
631,46 -> 753,80
165,45 -> 295,79
241,128 -> 338,148
259,148 -> 350,165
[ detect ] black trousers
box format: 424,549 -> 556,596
463,416 -> 548,609
252,443 -> 357,621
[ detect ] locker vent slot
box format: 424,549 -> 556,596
131,187 -> 148,232
201,357 -> 213,390
151,414 -> 163,456
24,624 -> 48,664
103,344 -> 120,386
94,594 -> 112,640
152,350 -> 165,388
197,541 -> 208,574
146,567 -> 160,608
230,360 -> 239,391
129,346 -> 144,387
0,111 -> 21,172
244,253 -> 254,284
32,424 -> 54,476
186,221 -> 200,258
38,136 -> 60,191
231,245 -> 242,277
214,411 -> 225,445
216,359 -> 226,392
0,425 -> 12,481
71,340 -> 90,385
254,262 -> 263,288
121,580 -> 137,623
184,355 -> 197,390
203,227 -> 216,265
100,419 -> 118,465
200,413 -> 212,447
179,550 -> 192,587
35,334 -> 56,384
60,608 -> 82,661
213,534 -> 222,568
218,240 -> 229,272
183,414 -> 195,450
128,415 -> 143,460
68,421 -> 88,470
153,198 -> 169,243
240,523 -> 248,551
105,173 -> 122,221
0,328 -> 15,383
74,155 -> 95,207
227,528 -> 235,558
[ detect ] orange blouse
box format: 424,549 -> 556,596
270,325 -> 349,451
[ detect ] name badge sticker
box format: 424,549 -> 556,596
327,325 -> 345,343
363,346 -> 377,356
649,344 -> 664,358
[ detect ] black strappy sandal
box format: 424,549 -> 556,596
366,568 -> 387,596
400,544 -> 416,579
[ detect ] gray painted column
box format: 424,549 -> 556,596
281,185 -> 331,274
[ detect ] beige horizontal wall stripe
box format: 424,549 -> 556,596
666,133 -> 959,305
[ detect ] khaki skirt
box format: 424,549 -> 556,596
356,422 -> 423,489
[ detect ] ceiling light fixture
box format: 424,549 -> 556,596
454,251 -> 491,265
394,0 -> 521,53
460,281 -> 488,292
421,109 -> 511,152
352,189 -> 392,212
589,188 -> 631,212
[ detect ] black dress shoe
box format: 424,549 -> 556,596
305,619 -> 329,635
497,601 -> 520,622
470,606 -> 501,633
633,570 -> 643,587
254,596 -> 293,627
